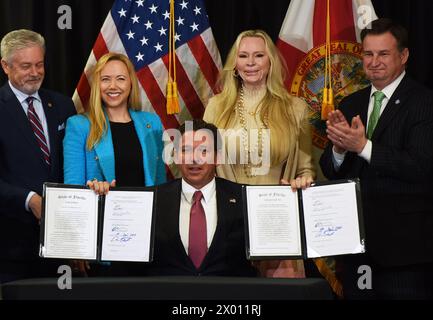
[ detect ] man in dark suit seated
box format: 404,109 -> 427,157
145,119 -> 257,276
0,29 -> 76,283
320,18 -> 433,299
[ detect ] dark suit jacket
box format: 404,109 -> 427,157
145,178 -> 257,277
320,75 -> 433,267
0,83 -> 76,261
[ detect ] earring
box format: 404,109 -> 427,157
233,69 -> 239,77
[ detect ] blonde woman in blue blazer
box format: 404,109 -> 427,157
63,52 -> 166,276
64,52 -> 166,191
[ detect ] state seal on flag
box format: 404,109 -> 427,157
289,41 -> 370,149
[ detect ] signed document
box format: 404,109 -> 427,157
40,183 -> 155,262
101,191 -> 154,262
244,180 -> 364,259
245,186 -> 302,257
302,181 -> 364,258
40,187 -> 99,260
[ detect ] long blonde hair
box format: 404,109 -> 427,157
85,52 -> 141,150
212,30 -> 298,165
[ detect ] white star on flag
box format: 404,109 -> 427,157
131,14 -> 140,23
118,8 -> 127,17
136,52 -> 144,62
180,1 -> 188,10
140,36 -> 149,45
158,26 -> 167,36
193,6 -> 201,15
144,20 -> 153,29
149,4 -> 158,13
126,30 -> 135,39
190,22 -> 199,32
154,42 -> 163,52
176,16 -> 184,26
163,10 -> 170,19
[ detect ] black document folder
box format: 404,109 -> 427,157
243,179 -> 365,260
40,183 -> 156,262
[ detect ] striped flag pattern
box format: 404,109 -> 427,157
73,0 -> 222,130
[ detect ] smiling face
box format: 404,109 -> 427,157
99,60 -> 131,111
362,32 -> 408,90
235,36 -> 270,88
1,45 -> 45,95
175,130 -> 217,189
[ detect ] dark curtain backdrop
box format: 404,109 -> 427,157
1,0 -> 433,96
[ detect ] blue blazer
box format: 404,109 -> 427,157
64,109 -> 166,186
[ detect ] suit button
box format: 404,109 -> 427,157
95,156 -> 99,161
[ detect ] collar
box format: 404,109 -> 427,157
8,81 -> 41,104
370,71 -> 405,99
181,178 -> 216,204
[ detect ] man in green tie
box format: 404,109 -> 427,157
320,18 -> 433,299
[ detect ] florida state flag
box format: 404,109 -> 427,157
278,0 -> 377,151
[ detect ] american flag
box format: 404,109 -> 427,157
73,0 -> 222,129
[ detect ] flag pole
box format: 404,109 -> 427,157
321,0 -> 335,120
166,0 -> 180,115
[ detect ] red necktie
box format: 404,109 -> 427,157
188,191 -> 207,268
27,97 -> 50,165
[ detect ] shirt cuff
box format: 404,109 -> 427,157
25,191 -> 36,212
358,140 -> 372,163
332,147 -> 347,170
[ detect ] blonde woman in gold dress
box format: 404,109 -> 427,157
203,30 -> 315,278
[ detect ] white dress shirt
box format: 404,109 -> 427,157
179,178 -> 218,254
332,71 -> 406,169
9,82 -> 51,211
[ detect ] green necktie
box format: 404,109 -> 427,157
367,91 -> 386,139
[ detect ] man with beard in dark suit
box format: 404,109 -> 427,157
0,29 -> 76,283
320,18 -> 433,299
146,119 -> 257,277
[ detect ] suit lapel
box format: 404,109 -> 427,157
358,89 -> 370,127
161,180 -> 192,265
0,84 -> 46,165
372,76 -> 412,139
130,110 -> 154,185
94,114 -> 115,181
345,86 -> 370,126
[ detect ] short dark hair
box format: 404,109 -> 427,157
360,18 -> 408,52
177,119 -> 221,153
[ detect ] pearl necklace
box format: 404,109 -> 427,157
236,86 -> 269,178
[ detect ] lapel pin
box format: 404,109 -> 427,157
48,102 -> 53,107
146,124 -> 151,128
229,198 -> 236,203
395,99 -> 400,105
